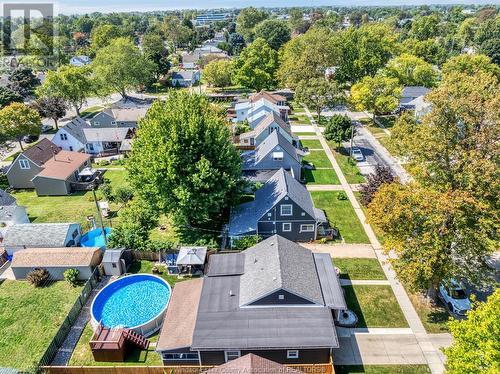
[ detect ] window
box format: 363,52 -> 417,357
287,350 -> 299,359
278,294 -> 285,300
111,121 -> 117,125
94,121 -> 100,126
87,144 -> 94,151
301,212 -> 306,216
163,353 -> 199,361
282,223 -> 291,232
267,213 -> 272,217
60,133 -> 67,141
112,263 -> 117,268
69,146 -> 73,151
225,351 -> 241,362
19,159 -> 30,170
280,204 -> 293,216
272,152 -> 283,161
300,224 -> 315,232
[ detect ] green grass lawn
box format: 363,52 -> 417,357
300,139 -> 323,149
333,258 -> 386,280
328,144 -> 366,184
11,169 -> 127,229
409,293 -> 450,333
310,191 -> 369,244
303,150 -> 333,169
69,324 -> 162,366
293,131 -> 316,136
303,168 -> 340,185
0,280 -> 83,370
343,285 -> 408,328
289,113 -> 311,124
335,365 -> 430,374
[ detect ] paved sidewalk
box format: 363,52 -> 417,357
306,185 -> 344,191
300,243 -> 377,258
304,107 -> 445,374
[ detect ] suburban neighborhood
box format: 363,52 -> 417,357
0,2 -> 498,374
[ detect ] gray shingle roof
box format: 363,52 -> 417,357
0,205 -> 21,221
3,223 -> 80,247
0,189 -> 16,206
242,131 -> 300,170
401,86 -> 430,102
102,249 -> 124,263
253,112 -> 292,138
229,168 -> 316,236
62,117 -> 90,144
82,127 -> 132,142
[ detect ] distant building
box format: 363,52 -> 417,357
194,13 -> 231,25
171,70 -> 201,87
399,86 -> 431,110
70,55 -> 91,67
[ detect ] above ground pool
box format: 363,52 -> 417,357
81,227 -> 112,248
91,274 -> 171,336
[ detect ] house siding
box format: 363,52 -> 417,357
195,349 -> 330,366
12,264 -> 95,280
32,176 -> 70,196
52,129 -> 85,152
6,156 -> 43,189
90,112 -> 115,127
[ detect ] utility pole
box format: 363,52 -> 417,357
92,184 -> 107,246
349,121 -> 355,157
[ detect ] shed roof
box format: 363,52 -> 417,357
207,252 -> 245,277
176,247 -> 207,266
156,278 -> 204,351
34,151 -> 90,180
11,247 -> 100,267
102,249 -> 124,263
3,223 -> 80,247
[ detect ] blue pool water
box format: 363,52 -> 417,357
92,275 -> 171,329
81,227 -> 112,248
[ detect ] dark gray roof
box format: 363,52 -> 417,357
242,131 -> 300,170
62,117 -> 90,144
191,274 -> 338,351
229,169 -> 316,236
240,235 -> 324,306
0,189 -> 16,206
207,252 -> 245,276
21,138 -> 60,166
401,86 -> 430,100
172,71 -> 197,80
314,253 -> 347,309
102,249 -> 124,263
3,223 -> 80,247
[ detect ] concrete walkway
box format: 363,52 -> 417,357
300,243 -> 377,258
306,185 -> 344,191
304,107 -> 445,373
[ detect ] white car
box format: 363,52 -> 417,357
439,279 -> 471,317
351,147 -> 364,162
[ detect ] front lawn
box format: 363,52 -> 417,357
289,113 -> 311,124
333,258 -> 386,280
329,144 -> 366,184
300,139 -> 323,150
311,191 -> 369,244
408,293 -> 450,333
303,150 -> 332,169
335,365 -> 430,374
342,285 -> 408,328
303,168 -> 340,185
0,280 -> 83,370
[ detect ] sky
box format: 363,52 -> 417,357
51,0 -> 499,15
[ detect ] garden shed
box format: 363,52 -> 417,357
11,247 -> 102,280
102,249 -> 131,276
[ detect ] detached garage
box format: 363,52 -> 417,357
11,247 -> 102,281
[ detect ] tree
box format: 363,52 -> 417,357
0,86 -> 23,108
162,16 -> 194,50
295,78 -> 345,123
0,102 -> 41,150
350,75 -> 402,118
400,38 -> 447,66
7,66 -> 40,97
232,38 -> 278,91
127,91 -> 242,226
442,54 -> 500,79
479,38 -> 500,65
90,24 -> 121,50
323,114 -> 352,148
30,97 -> 67,130
444,290 -> 500,374
359,165 -> 395,206
142,33 -> 170,79
227,33 -> 246,55
203,59 -> 233,88
92,38 -> 155,98
37,65 -> 93,115
254,19 -> 291,50
236,7 -> 268,42
409,14 -> 440,40
383,53 -> 438,87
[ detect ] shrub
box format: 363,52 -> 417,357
27,268 -> 49,287
98,160 -> 110,166
233,235 -> 261,250
337,191 -> 348,200
360,165 -> 395,206
99,183 -> 113,201
113,185 -> 134,204
87,190 -> 103,201
63,268 -> 79,287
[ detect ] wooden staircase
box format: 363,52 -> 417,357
123,329 -> 150,350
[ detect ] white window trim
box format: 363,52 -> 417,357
287,350 -> 299,359
282,223 -> 292,232
280,204 -> 293,216
300,224 -> 315,233
162,352 -> 199,361
224,350 -> 241,362
19,159 -> 30,170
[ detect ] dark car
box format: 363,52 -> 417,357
22,135 -> 39,143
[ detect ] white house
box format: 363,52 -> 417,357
52,117 -> 89,152
171,70 -> 201,87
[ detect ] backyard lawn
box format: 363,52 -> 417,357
300,139 -> 323,149
343,285 -> 408,328
303,168 -> 340,185
335,365 -> 430,374
328,144 -> 366,184
0,280 -> 83,370
333,258 -> 386,280
303,150 -> 333,169
310,191 -> 369,244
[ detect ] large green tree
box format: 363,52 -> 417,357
254,19 -> 291,50
236,7 -> 268,42
0,103 -> 41,150
232,38 -> 278,90
127,91 -> 241,225
92,38 -> 155,98
442,54 -> 500,79
383,53 -> 438,87
203,59 -> 233,88
324,114 -> 353,148
295,78 -> 345,123
90,24 -> 122,50
7,66 -> 40,97
0,87 -> 23,109
350,75 -> 402,117
409,14 -> 441,40
37,65 -> 93,115
444,290 -> 500,374
142,33 -> 170,80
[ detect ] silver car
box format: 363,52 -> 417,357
351,147 -> 364,162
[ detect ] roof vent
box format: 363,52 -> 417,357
229,289 -> 235,297
273,277 -> 277,281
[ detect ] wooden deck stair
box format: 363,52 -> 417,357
123,329 -> 150,350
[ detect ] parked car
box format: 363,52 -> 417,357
41,124 -> 53,133
22,135 -> 39,143
351,147 -> 364,162
439,279 -> 471,316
